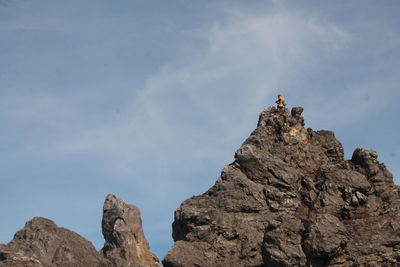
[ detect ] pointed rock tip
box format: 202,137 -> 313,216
290,106 -> 304,117
103,193 -> 139,212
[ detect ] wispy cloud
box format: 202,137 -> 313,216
56,9 -> 351,167
48,5 -> 400,199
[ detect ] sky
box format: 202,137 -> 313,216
0,0 -> 399,261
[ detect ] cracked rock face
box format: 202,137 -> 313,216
163,107 -> 400,267
101,194 -> 160,267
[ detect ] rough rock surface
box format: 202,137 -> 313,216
0,217 -> 110,267
101,194 -> 160,267
0,194 -> 159,267
163,107 -> 400,267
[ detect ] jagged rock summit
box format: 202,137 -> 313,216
0,194 -> 160,267
163,107 -> 400,267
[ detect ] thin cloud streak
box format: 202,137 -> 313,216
56,10 -> 350,166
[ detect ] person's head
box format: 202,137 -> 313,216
277,94 -> 282,98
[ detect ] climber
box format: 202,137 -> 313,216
275,94 -> 287,108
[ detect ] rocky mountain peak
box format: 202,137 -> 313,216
163,106 -> 400,266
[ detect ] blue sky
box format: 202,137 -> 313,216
1,0 -> 399,260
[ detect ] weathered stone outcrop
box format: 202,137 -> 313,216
163,107 -> 400,266
101,194 -> 160,267
0,217 -> 110,267
0,195 -> 159,267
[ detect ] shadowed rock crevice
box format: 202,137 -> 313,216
163,106 -> 400,267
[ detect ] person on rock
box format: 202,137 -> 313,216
276,94 -> 287,108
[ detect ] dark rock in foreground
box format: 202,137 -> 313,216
163,107 -> 400,266
0,195 -> 159,267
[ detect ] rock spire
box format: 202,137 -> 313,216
101,194 -> 160,267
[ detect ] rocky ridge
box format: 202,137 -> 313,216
163,107 -> 400,266
0,194 -> 159,267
